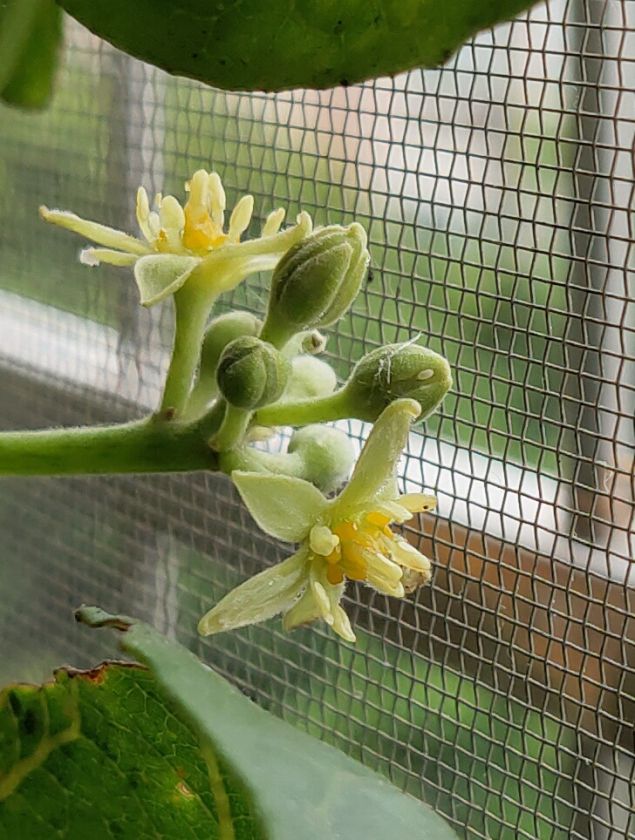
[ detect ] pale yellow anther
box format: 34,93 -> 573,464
147,210 -> 161,239
309,525 -> 339,557
389,538 -> 431,575
208,172 -> 226,227
228,195 -> 254,242
262,208 -> 285,237
136,188 -> 157,245
364,551 -> 403,583
159,195 -> 186,234
187,170 -> 210,210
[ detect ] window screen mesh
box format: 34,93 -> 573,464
0,1 -> 633,838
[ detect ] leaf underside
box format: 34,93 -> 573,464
59,0 -> 542,92
0,606 -> 458,839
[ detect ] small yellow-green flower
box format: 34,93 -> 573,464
40,169 -> 312,306
198,399 -> 435,643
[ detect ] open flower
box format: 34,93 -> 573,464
40,169 -> 312,306
198,399 -> 435,643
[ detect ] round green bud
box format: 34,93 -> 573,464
343,342 -> 452,422
217,336 -> 290,409
262,223 -> 369,346
199,310 -> 262,379
282,356 -> 338,401
287,425 -> 354,493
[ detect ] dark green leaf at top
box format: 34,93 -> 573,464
58,0 -> 543,92
0,0 -> 62,109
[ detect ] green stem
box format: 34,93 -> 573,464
258,318 -> 294,351
183,379 -> 219,422
0,419 -> 218,476
195,400 -> 227,441
160,285 -> 217,418
255,389 -> 349,427
211,404 -> 253,452
218,446 -> 304,477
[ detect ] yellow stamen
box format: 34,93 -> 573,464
326,565 -> 344,585
325,546 -> 341,565
181,170 -> 227,252
332,521 -> 358,542
339,541 -> 367,581
366,511 -> 391,528
182,205 -> 226,252
208,172 -> 226,228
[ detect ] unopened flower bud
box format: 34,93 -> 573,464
343,342 -> 452,422
261,223 -> 369,347
287,425 -> 354,492
199,311 -> 262,380
282,356 -> 338,401
217,336 -> 290,409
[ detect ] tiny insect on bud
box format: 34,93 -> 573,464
216,336 -> 290,409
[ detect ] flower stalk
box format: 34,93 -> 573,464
0,419 -> 218,476
160,283 -> 218,417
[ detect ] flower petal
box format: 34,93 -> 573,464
80,248 -> 139,267
225,211 -> 312,259
208,172 -> 226,227
373,500 -> 416,523
39,206 -> 150,255
282,587 -> 322,630
228,194 -> 254,242
198,550 -> 308,635
136,187 -> 154,242
331,605 -> 356,643
334,399 -> 420,512
133,254 -> 200,306
310,579 -> 334,625
158,195 -> 186,250
232,471 -> 327,543
192,211 -> 314,296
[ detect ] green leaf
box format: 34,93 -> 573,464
232,471 -> 327,542
0,606 -> 458,838
0,0 -> 62,109
58,0 -> 542,92
336,398 -> 420,510
0,664 -> 265,837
